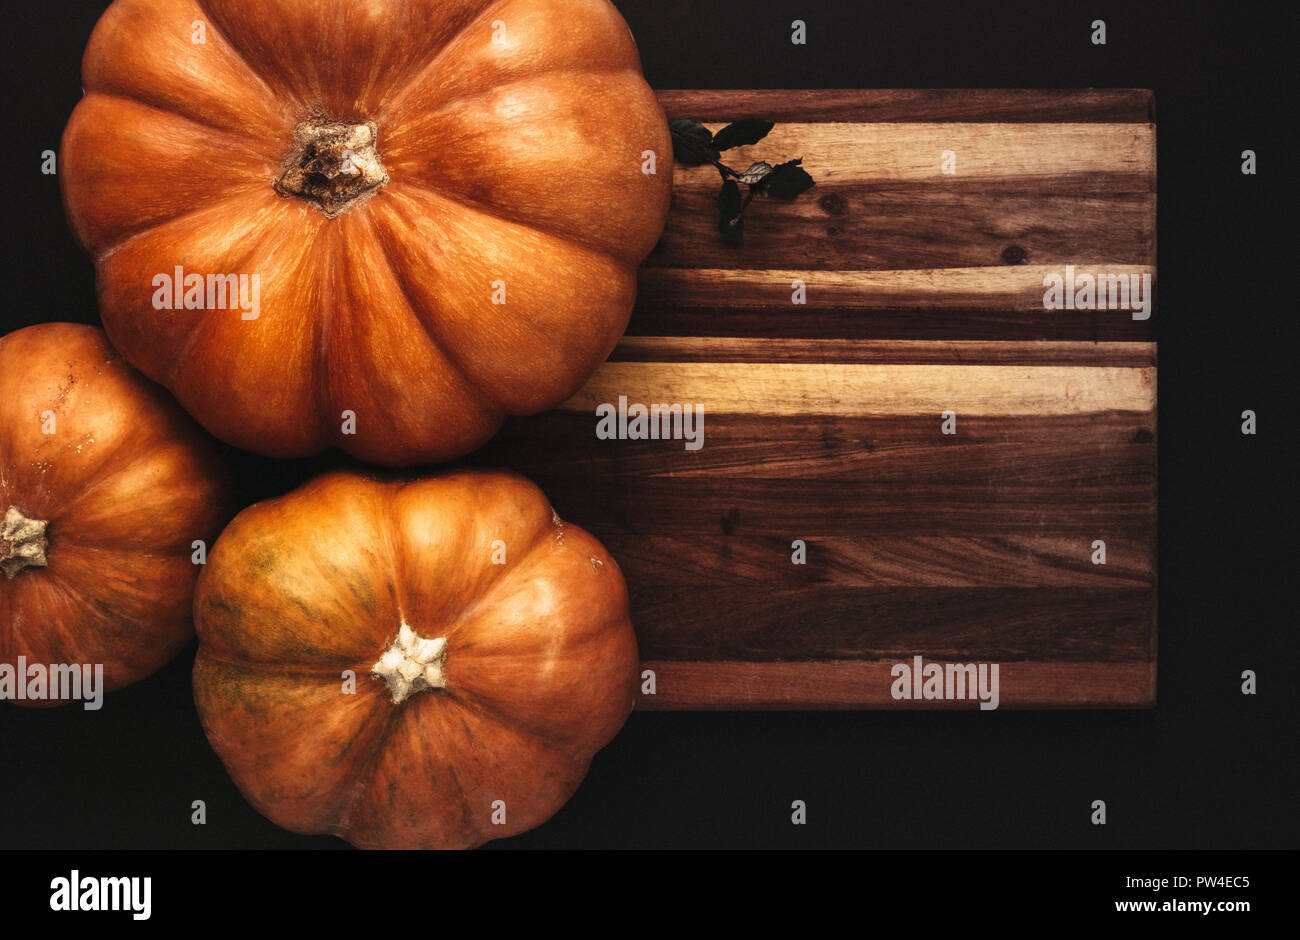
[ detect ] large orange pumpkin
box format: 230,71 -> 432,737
0,323 -> 230,705
191,469 -> 638,848
60,0 -> 671,466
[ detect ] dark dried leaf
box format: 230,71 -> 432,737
712,119 -> 775,151
762,158 -> 815,199
669,118 -> 719,165
673,137 -> 720,165
718,179 -> 743,245
669,118 -> 712,143
737,161 -> 774,185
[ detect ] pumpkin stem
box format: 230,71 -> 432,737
372,622 -> 447,704
274,120 -> 389,218
1,505 -> 49,579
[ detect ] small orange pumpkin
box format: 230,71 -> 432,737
0,323 -> 229,704
191,469 -> 638,848
60,0 -> 672,465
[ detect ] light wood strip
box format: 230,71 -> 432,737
637,265 -> 1156,311
676,123 -> 1154,183
559,362 -> 1155,416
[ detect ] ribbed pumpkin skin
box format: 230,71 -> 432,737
191,470 -> 638,849
0,323 -> 230,704
60,0 -> 672,465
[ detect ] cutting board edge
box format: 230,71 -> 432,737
633,659 -> 1156,710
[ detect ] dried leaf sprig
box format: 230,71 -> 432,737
669,118 -> 815,245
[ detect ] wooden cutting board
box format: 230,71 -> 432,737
487,89 -> 1156,709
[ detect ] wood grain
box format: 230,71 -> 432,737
647,188 -> 1155,271
654,89 -> 1156,123
639,662 -> 1156,709
610,338 -> 1157,367
638,266 -> 1155,307
607,535 -> 1154,588
680,123 -> 1155,183
630,587 -> 1155,660
561,362 -> 1155,416
486,90 -> 1157,709
622,304 -> 1156,341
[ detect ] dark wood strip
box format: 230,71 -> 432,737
526,478 -> 1153,537
486,411 -> 1155,466
608,534 -> 1153,589
625,305 -> 1157,341
514,432 -> 1154,486
637,661 -> 1156,709
655,89 -> 1156,124
646,187 -> 1155,271
626,587 -> 1153,662
609,337 -> 1157,367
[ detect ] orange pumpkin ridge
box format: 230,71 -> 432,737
60,0 -> 673,466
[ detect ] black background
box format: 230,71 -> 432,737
0,0 -> 1295,854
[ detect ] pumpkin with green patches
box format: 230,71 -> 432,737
191,469 -> 638,849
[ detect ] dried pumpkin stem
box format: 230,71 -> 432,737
372,622 -> 447,704
1,505 -> 49,579
274,120 -> 389,218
